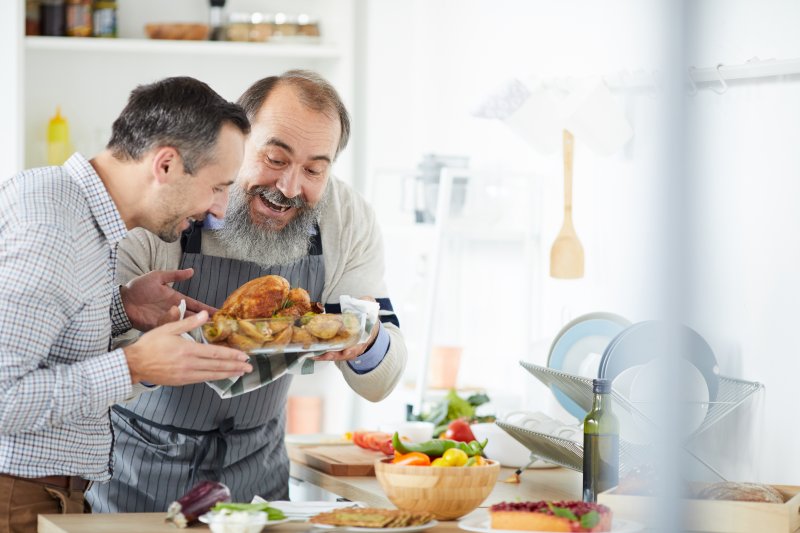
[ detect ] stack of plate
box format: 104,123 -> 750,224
546,315 -> 720,439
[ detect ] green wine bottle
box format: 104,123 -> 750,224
582,378 -> 619,503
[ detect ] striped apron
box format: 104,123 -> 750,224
87,224 -> 325,512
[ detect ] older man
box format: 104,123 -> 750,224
88,70 -> 407,511
0,76 -> 253,532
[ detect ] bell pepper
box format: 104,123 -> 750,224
392,451 -> 431,466
391,432 -> 487,458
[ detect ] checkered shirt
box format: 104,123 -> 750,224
0,153 -> 133,481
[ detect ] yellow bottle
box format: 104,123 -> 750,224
47,107 -> 72,166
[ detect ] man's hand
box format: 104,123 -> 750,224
120,268 -> 217,331
312,296 -> 380,362
124,311 -> 253,385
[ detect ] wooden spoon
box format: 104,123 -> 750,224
550,130 -> 584,278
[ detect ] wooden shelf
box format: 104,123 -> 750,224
25,35 -> 341,59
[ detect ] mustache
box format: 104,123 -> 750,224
245,186 -> 305,209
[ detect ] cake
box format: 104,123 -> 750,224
489,501 -> 612,532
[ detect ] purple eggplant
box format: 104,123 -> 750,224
165,480 -> 231,528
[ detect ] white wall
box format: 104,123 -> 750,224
687,0 -> 800,484
0,0 -> 24,178
357,0 -> 671,425
358,0 -> 800,484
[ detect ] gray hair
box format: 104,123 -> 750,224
236,69 -> 350,159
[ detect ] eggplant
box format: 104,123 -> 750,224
165,480 -> 231,528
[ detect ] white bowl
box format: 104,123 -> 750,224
470,422 -> 533,468
378,421 -> 435,443
199,511 -> 270,533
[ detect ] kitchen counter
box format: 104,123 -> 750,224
39,451 -> 582,532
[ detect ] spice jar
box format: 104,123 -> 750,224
65,0 -> 92,37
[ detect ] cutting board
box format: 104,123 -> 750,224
289,444 -> 385,476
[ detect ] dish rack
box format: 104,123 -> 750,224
501,361 -> 763,478
496,421 -> 650,476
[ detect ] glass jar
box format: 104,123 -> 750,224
92,0 -> 116,37
65,0 -> 92,37
26,0 -> 40,36
40,0 -> 65,36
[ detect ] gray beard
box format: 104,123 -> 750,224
215,184 -> 328,268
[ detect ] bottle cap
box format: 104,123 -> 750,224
592,378 -> 611,394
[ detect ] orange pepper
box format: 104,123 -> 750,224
391,451 -> 431,466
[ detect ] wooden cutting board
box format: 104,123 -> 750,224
288,444 -> 385,476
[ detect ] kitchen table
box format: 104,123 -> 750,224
39,449 -> 582,532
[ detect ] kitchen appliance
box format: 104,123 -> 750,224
413,154 -> 469,223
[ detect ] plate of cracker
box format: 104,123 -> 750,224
309,508 -> 438,532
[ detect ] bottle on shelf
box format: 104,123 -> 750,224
47,107 -> 72,166
92,0 -> 116,38
209,0 -> 227,41
26,0 -> 41,36
40,0 -> 65,36
582,378 -> 619,503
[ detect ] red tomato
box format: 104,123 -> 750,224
378,438 -> 394,456
352,431 -> 368,449
363,432 -> 392,451
443,419 -> 476,442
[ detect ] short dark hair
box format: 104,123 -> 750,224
237,70 -> 350,159
107,76 -> 250,174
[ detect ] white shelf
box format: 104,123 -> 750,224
25,36 -> 341,59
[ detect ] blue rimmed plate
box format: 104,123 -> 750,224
547,312 -> 630,420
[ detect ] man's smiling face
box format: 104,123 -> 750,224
237,83 -> 340,231
217,83 -> 340,267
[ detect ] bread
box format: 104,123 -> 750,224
489,501 -> 612,532
695,482 -> 784,503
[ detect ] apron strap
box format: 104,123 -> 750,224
180,221 -> 204,254
112,405 -> 252,491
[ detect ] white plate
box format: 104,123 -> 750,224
459,516 -> 643,533
266,500 -> 365,519
312,520 -> 439,532
198,514 -> 292,529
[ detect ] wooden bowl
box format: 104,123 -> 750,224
374,458 -> 500,520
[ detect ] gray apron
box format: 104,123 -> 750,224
87,224 -> 325,512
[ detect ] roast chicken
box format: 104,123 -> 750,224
203,274 -> 356,351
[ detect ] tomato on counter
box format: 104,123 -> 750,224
352,431 -> 394,455
444,419 -> 477,442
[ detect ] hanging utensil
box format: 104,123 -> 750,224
550,129 -> 584,278
501,456 -> 539,484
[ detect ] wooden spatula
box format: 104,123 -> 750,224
550,130 -> 584,278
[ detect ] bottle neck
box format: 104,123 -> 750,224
592,391 -> 610,411
210,6 -> 223,27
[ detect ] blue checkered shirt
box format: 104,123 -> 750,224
0,153 -> 133,481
